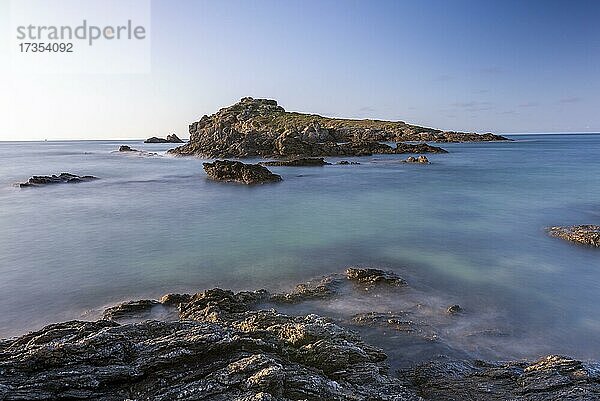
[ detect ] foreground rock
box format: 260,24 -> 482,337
410,355 -> 600,400
0,268 -> 598,400
168,97 -> 503,158
144,134 -> 184,143
261,157 -> 331,167
547,225 -> 600,247
17,173 -> 98,188
0,287 -> 418,400
203,160 -> 282,184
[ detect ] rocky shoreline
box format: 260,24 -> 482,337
1,267 -> 597,400
168,97 -> 508,159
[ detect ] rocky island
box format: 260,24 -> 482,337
0,267 -> 597,400
168,97 -> 508,159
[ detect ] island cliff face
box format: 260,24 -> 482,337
168,97 -> 508,158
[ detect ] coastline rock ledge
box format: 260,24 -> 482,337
203,160 -> 282,184
168,97 -> 507,158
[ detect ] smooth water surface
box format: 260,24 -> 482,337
0,135 -> 599,361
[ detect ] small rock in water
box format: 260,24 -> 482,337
145,134 -> 184,143
345,267 -> 407,289
337,160 -> 361,165
446,304 -> 463,315
547,225 -> 600,247
402,155 -> 430,164
118,145 -> 136,152
17,173 -> 98,188
203,160 -> 282,185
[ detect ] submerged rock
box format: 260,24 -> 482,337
17,173 -> 98,188
260,157 -> 331,167
346,267 -> 407,289
118,145 -> 137,152
203,160 -> 282,185
337,160 -> 361,165
145,134 -> 184,143
168,97 -> 500,158
117,145 -> 159,157
271,275 -> 342,303
547,225 -> 600,247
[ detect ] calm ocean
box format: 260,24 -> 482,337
1,134 -> 599,361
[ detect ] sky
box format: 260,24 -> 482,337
0,0 -> 599,140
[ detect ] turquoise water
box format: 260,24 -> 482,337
0,135 -> 599,361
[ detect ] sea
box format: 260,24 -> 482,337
1,134 -> 599,365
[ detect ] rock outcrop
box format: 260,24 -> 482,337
547,225 -> 600,247
168,97 -> 503,158
117,145 -> 159,156
397,131 -> 509,143
17,173 -> 98,188
145,134 -> 184,143
203,160 -> 282,184
261,158 -> 331,167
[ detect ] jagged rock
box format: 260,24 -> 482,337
271,275 -> 342,303
203,160 -> 282,184
260,158 -> 331,167
0,288 -> 418,400
446,305 -> 463,315
145,134 -> 184,143
17,173 -> 98,188
395,143 -> 448,154
168,97 -> 501,158
547,225 -> 600,247
410,355 -> 600,400
159,293 -> 192,306
403,155 -> 430,164
345,267 -> 407,289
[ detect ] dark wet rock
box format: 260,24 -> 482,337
145,134 -> 184,143
202,160 -> 282,184
395,143 -> 448,154
17,173 -> 98,188
346,267 -> 407,289
403,155 -> 430,164
118,145 -> 137,152
337,160 -> 360,165
410,355 -> 600,400
0,288 -> 418,400
159,293 -> 192,306
168,97 -> 498,158
103,299 -> 160,320
547,225 -> 600,247
271,275 -> 342,304
397,131 -> 510,143
260,157 -> 331,167
446,304 -> 463,315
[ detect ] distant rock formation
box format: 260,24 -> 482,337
145,134 -> 184,143
261,157 -> 331,166
547,225 -> 600,247
202,160 -> 282,184
168,97 -> 506,158
17,173 -> 98,188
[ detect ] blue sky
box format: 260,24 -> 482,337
1,0 -> 599,140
